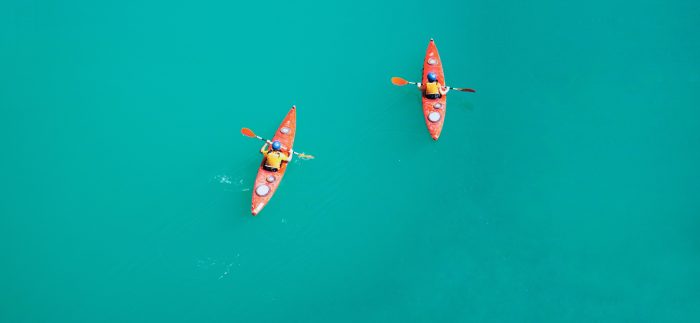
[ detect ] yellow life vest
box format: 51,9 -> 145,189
265,151 -> 288,168
425,82 -> 441,95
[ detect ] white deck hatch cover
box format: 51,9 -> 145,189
428,111 -> 441,122
256,184 -> 271,196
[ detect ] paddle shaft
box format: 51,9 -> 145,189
409,81 -> 462,91
418,83 -> 468,92
448,86 -> 476,92
393,77 -> 474,92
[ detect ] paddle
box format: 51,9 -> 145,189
241,128 -> 315,160
391,76 -> 476,93
391,77 -> 415,86
448,87 -> 476,93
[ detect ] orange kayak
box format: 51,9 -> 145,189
421,39 -> 446,140
251,106 -> 296,216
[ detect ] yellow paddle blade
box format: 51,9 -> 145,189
391,77 -> 409,86
298,153 -> 315,160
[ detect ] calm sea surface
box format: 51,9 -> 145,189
1,0 -> 699,322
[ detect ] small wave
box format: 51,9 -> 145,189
213,175 -> 232,184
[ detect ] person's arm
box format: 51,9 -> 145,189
416,82 -> 423,91
260,143 -> 269,154
286,150 -> 293,162
440,84 -> 449,95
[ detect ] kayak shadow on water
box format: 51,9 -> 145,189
445,93 -> 475,111
459,100 -> 475,111
234,181 -> 254,219
211,163 -> 260,219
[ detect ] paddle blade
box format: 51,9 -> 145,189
298,153 -> 315,160
241,128 -> 256,138
391,77 -> 410,86
452,87 -> 476,93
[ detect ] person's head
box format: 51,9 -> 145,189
427,72 -> 438,82
271,141 -> 282,151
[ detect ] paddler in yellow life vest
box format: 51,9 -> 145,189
260,140 -> 292,172
417,72 -> 449,99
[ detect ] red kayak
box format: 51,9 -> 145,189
251,106 -> 296,216
421,38 -> 446,140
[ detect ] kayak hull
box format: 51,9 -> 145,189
421,39 -> 446,140
251,106 -> 296,216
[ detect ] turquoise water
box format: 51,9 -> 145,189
2,0 -> 699,322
